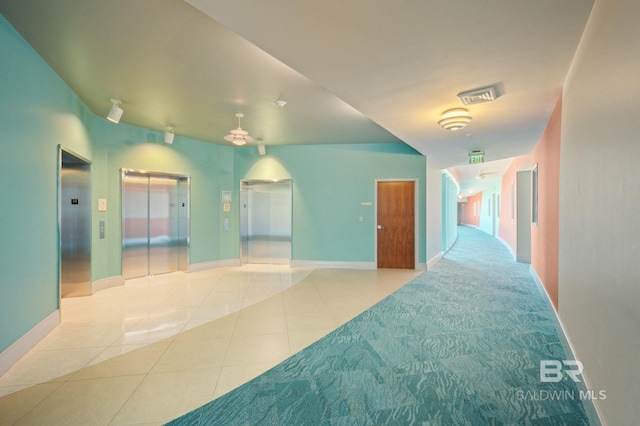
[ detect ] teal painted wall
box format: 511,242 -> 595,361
441,172 -> 458,252
235,143 -> 427,264
90,119 -> 238,279
478,180 -> 501,237
0,15 -> 94,351
425,162 -> 443,264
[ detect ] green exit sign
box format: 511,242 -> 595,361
468,150 -> 485,164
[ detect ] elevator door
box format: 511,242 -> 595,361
122,170 -> 189,279
240,180 -> 292,264
60,150 -> 92,297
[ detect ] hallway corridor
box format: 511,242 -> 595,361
171,226 -> 599,425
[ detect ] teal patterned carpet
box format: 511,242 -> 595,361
167,226 -> 597,425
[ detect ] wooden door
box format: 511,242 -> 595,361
377,181 -> 415,269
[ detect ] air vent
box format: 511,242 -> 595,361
457,86 -> 497,105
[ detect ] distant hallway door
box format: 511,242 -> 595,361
377,180 -> 415,269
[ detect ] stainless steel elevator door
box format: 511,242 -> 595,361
122,171 -> 189,279
240,180 -> 292,265
122,173 -> 150,279
60,150 -> 92,297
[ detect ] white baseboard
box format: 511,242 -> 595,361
529,265 -> 605,426
0,310 -> 60,377
290,260 -> 376,269
496,236 -> 516,260
516,254 -> 531,263
426,252 -> 443,269
92,275 -> 124,293
188,259 -> 241,272
416,262 -> 428,271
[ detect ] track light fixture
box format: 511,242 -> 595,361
164,126 -> 175,144
106,98 -> 123,123
224,113 -> 253,146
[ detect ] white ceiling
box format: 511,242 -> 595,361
0,0 -> 594,189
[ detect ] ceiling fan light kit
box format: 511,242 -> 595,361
224,113 -> 254,146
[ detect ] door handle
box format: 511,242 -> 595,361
377,224 -> 384,230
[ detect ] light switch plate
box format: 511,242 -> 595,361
98,198 -> 107,211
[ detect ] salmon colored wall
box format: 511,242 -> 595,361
498,155 -> 531,254
497,95 -> 561,309
530,95 -> 562,309
460,192 -> 482,227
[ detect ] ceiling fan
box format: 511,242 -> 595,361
475,170 -> 498,180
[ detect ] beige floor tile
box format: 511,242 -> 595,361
283,296 -> 329,316
0,382 -> 62,425
202,287 -> 246,305
286,312 -> 337,333
87,343 -> 148,366
214,362 -> 278,398
240,294 -> 286,317
15,375 -> 144,426
71,341 -> 171,380
0,347 -> 104,387
176,312 -> 239,341
110,368 -> 220,426
39,324 -> 127,351
224,333 -> 291,366
234,312 -> 288,337
151,338 -> 230,373
288,328 -> 336,354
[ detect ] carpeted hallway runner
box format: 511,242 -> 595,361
167,226 -> 597,425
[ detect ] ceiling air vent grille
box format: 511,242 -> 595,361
457,86 -> 497,105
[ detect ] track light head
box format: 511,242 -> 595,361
107,98 -> 123,123
164,126 -> 175,144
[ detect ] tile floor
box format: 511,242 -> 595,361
0,265 -> 421,425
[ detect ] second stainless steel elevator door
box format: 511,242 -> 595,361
122,170 -> 189,279
240,180 -> 292,265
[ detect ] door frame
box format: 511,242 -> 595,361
374,178 -> 419,269
239,179 -> 293,265
57,145 -> 92,302
516,169 -> 532,263
120,168 -> 191,278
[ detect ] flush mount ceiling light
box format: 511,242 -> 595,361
224,113 -> 254,146
164,126 -> 175,144
438,108 -> 473,131
106,98 -> 123,123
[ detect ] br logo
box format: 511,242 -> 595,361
540,360 -> 584,382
